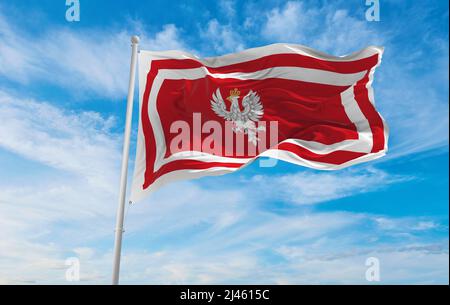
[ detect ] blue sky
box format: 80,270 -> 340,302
0,0 -> 448,284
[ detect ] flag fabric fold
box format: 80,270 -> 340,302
130,44 -> 388,202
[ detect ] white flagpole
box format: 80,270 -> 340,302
112,35 -> 140,285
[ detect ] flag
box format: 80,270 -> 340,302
129,44 -> 388,202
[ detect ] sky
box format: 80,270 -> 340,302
0,0 -> 448,284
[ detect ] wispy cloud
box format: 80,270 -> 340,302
2,171 -> 445,284
249,167 -> 411,205
0,11 -> 187,99
261,2 -> 317,43
0,90 -> 122,283
0,91 -> 120,188
54,207 -> 449,284
0,162 -> 446,284
200,19 -> 245,54
218,0 -> 237,20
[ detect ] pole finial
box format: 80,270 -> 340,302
131,35 -> 140,45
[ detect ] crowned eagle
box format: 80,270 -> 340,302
210,88 -> 265,145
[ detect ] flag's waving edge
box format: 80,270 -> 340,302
129,43 -> 388,202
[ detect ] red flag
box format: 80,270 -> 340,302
130,44 -> 388,202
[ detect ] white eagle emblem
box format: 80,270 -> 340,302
210,88 -> 265,145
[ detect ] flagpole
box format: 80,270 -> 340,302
112,35 -> 140,285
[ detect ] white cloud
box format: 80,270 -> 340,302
311,9 -> 384,55
44,209 -> 448,284
0,165 -> 447,284
0,12 -> 187,99
377,58 -> 449,158
274,242 -> 448,284
0,178 -> 116,284
0,91 -> 120,188
218,0 -> 236,20
261,2 -> 316,43
201,19 -> 245,54
0,91 -> 122,283
143,24 -> 186,51
259,1 -> 384,55
374,217 -> 444,233
249,167 -> 410,205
